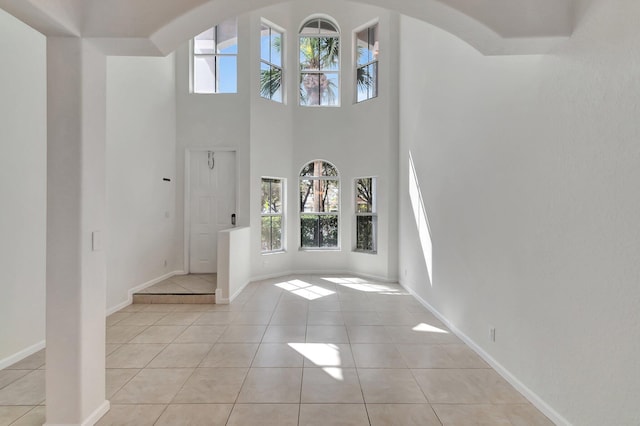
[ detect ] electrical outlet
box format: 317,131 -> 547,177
490,327 -> 496,342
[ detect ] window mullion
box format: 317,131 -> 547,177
213,25 -> 218,93
269,27 -> 273,64
268,215 -> 272,251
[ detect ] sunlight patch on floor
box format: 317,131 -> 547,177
322,277 -> 402,294
413,322 -> 449,333
339,283 -> 399,293
275,279 -> 335,300
322,277 -> 368,285
289,343 -> 344,380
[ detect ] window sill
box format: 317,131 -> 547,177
298,104 -> 341,108
262,250 -> 286,256
353,249 -> 377,255
190,92 -> 239,96
355,95 -> 379,105
299,247 -> 341,252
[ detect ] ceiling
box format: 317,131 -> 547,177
0,0 -> 577,55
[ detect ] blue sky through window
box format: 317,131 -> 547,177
193,19 -> 238,94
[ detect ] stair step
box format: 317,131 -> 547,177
132,293 -> 215,304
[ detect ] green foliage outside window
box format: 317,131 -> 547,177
261,178 -> 283,252
299,160 -> 339,249
355,177 -> 376,252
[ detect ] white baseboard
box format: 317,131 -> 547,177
82,400 -> 110,426
106,298 -> 133,317
228,279 -> 251,303
399,280 -> 571,426
0,340 -> 46,370
106,270 -> 184,315
44,400 -> 110,426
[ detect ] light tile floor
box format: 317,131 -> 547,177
0,275 -> 554,425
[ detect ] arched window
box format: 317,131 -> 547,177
299,160 -> 340,248
299,17 -> 340,106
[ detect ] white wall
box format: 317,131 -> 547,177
175,14 -> 252,274
398,2 -> 640,425
285,1 -> 399,281
175,0 -> 399,281
0,9 -> 47,365
248,4 -> 295,278
217,227 -> 251,302
106,54 -> 178,310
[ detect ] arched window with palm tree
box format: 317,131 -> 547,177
299,17 -> 340,106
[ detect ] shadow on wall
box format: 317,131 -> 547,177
409,152 -> 434,285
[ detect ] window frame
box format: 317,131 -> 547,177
354,22 -> 379,103
354,176 -> 377,253
261,177 -> 286,254
298,17 -> 341,107
260,19 -> 285,103
191,18 -> 238,94
299,160 -> 341,250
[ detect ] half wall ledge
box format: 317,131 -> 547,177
217,226 -> 251,304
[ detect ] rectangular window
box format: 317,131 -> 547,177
261,178 -> 284,252
192,18 -> 238,94
355,24 -> 378,103
260,22 -> 284,102
299,177 -> 339,248
355,177 -> 376,252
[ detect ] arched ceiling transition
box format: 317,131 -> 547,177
0,0 -> 576,55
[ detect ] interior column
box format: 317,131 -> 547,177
45,37 -> 110,425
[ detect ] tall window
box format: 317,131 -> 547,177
192,18 -> 238,94
299,18 -> 340,106
300,160 -> 339,248
356,24 -> 378,102
260,21 -> 284,102
355,177 -> 377,252
261,178 -> 284,252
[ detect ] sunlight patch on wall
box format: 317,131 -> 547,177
409,152 -> 434,285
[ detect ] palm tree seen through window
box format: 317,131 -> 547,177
260,22 -> 283,102
299,18 -> 340,106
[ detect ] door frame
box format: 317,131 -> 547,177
184,147 -> 238,274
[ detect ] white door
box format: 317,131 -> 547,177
189,150 -> 236,273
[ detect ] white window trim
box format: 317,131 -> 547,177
354,20 -> 379,104
298,161 -> 341,251
261,177 -> 286,254
354,176 -> 377,254
298,16 -> 341,108
260,18 -> 286,103
191,20 -> 238,94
